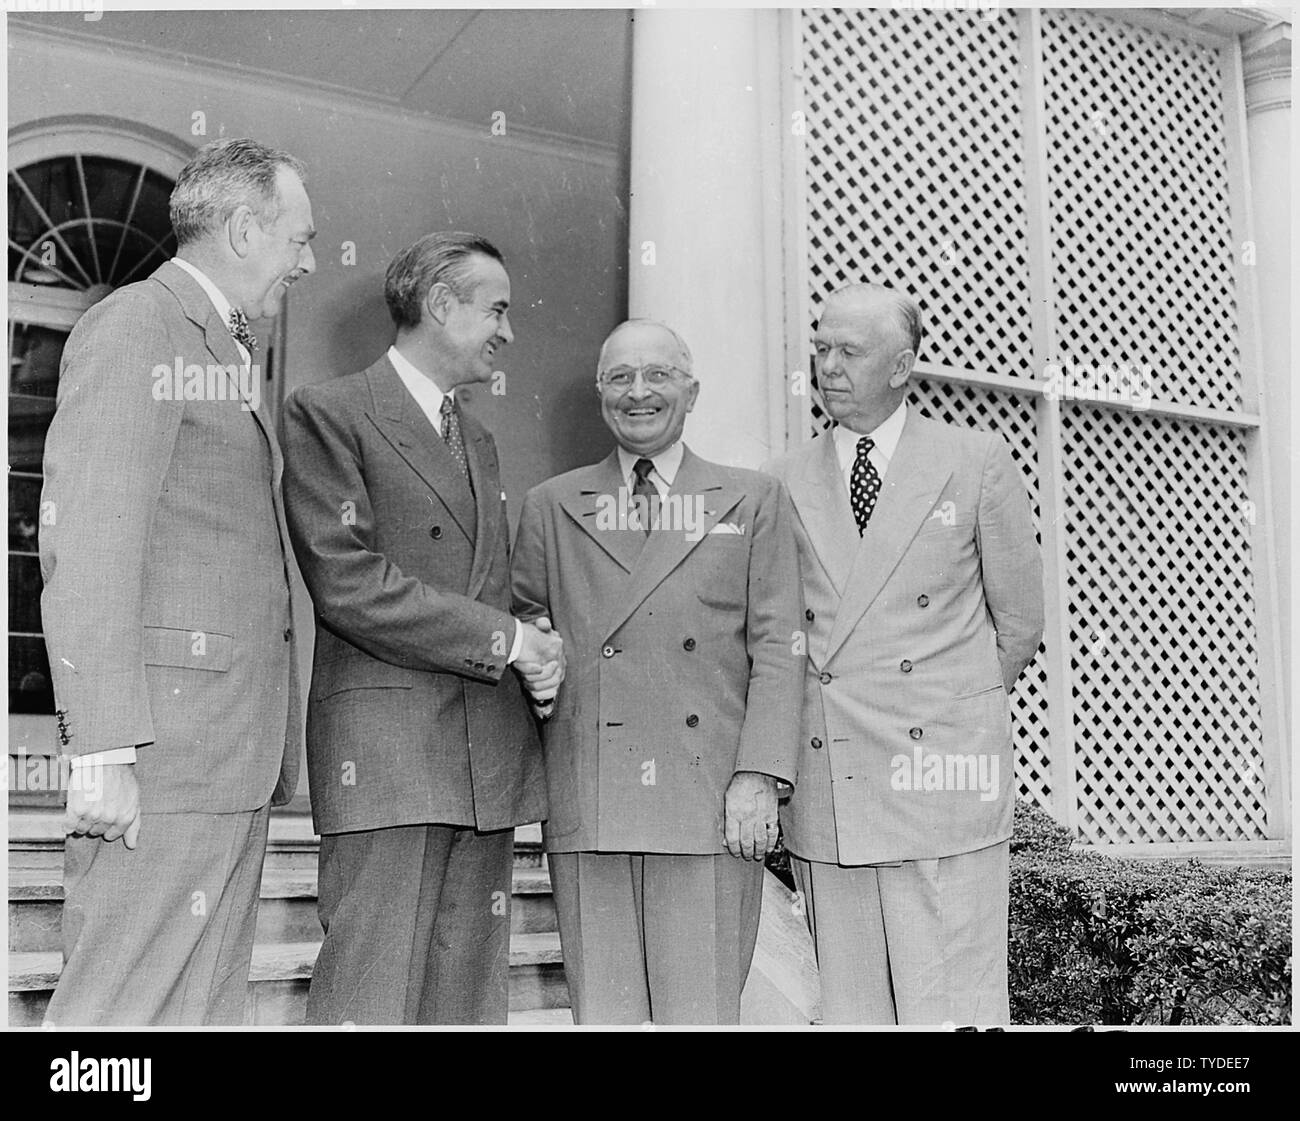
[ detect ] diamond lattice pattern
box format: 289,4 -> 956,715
1042,8 -> 1243,411
802,6 -> 1035,381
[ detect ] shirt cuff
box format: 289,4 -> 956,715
507,619 -> 523,664
68,747 -> 138,768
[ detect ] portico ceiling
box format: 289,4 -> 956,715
8,8 -> 634,150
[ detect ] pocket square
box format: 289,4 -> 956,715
708,522 -> 746,535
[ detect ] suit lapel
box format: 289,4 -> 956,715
601,448 -> 741,640
786,432 -> 857,595
824,411 -> 953,663
558,451 -> 644,574
153,261 -> 282,485
462,412 -> 499,600
364,358 -> 477,543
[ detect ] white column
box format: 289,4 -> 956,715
627,8 -> 787,468
1243,34 -> 1291,712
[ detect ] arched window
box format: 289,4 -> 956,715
8,119 -> 189,748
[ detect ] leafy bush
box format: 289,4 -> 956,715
1009,802 -> 1291,1025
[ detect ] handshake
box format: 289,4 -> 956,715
515,616 -> 565,717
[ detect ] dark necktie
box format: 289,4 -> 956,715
440,395 -> 472,487
228,308 -> 256,352
850,436 -> 881,535
632,456 -> 658,537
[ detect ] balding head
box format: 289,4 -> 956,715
597,318 -> 693,380
822,284 -> 923,355
813,283 -> 921,434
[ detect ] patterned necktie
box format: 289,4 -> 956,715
632,457 -> 658,537
440,395 -> 472,487
228,308 -> 256,352
850,436 -> 882,535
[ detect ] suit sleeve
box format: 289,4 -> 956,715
510,486 -> 550,623
281,387 -> 514,681
38,292 -> 184,756
975,434 -> 1045,690
735,477 -> 805,785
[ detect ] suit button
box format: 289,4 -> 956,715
909,726 -> 923,740
900,659 -> 912,673
810,736 -> 823,750
474,661 -> 485,670
917,594 -> 930,608
686,714 -> 699,728
805,608 -> 815,622
819,672 -> 832,685
486,665 -> 496,674
430,526 -> 442,539
683,637 -> 696,651
283,628 -> 292,642
602,645 -> 615,658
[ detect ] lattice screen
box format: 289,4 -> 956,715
1042,9 -> 1242,411
802,5 -> 1035,381
799,7 -> 1270,843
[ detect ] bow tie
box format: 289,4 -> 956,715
228,308 -> 257,352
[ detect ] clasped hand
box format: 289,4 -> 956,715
515,616 -> 565,711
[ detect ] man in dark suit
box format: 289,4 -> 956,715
766,283 -> 1044,1024
39,137 -> 315,1024
282,232 -> 560,1025
510,319 -> 803,1023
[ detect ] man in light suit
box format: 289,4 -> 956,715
39,137 -> 315,1024
766,284 -> 1044,1025
510,319 -> 803,1024
282,232 -> 560,1025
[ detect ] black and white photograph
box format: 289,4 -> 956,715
3,0 -> 1292,1054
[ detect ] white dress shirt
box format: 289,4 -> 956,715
833,399 -> 908,492
72,258 -> 251,768
616,441 -> 684,499
171,256 -> 251,365
387,345 -> 522,664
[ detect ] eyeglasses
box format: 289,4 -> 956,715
597,365 -> 691,390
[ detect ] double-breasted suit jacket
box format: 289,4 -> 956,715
767,411 -> 1044,865
40,260 -> 301,809
510,447 -> 804,854
281,355 -> 545,836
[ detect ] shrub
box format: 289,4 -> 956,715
1008,803 -> 1291,1026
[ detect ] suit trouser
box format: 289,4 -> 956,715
791,840 -> 1010,1026
47,803 -> 271,1026
548,850 -> 764,1025
306,823 -> 514,1025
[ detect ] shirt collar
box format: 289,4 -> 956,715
171,256 -> 237,331
834,399 -> 908,474
388,344 -> 453,422
617,441 -> 685,489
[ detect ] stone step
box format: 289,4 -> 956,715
9,863 -> 558,954
8,932 -> 570,1026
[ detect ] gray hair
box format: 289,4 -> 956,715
384,231 -> 505,330
170,137 -> 307,247
597,318 -> 694,376
829,283 -> 924,354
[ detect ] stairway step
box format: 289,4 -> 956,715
508,1006 -> 575,1026
10,864 -> 555,953
9,931 -> 569,1025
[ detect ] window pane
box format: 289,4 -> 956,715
10,635 -> 54,715
9,475 -> 42,553
10,322 -> 65,397
9,555 -> 44,634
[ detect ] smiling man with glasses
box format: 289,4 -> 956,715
510,318 -> 803,1025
